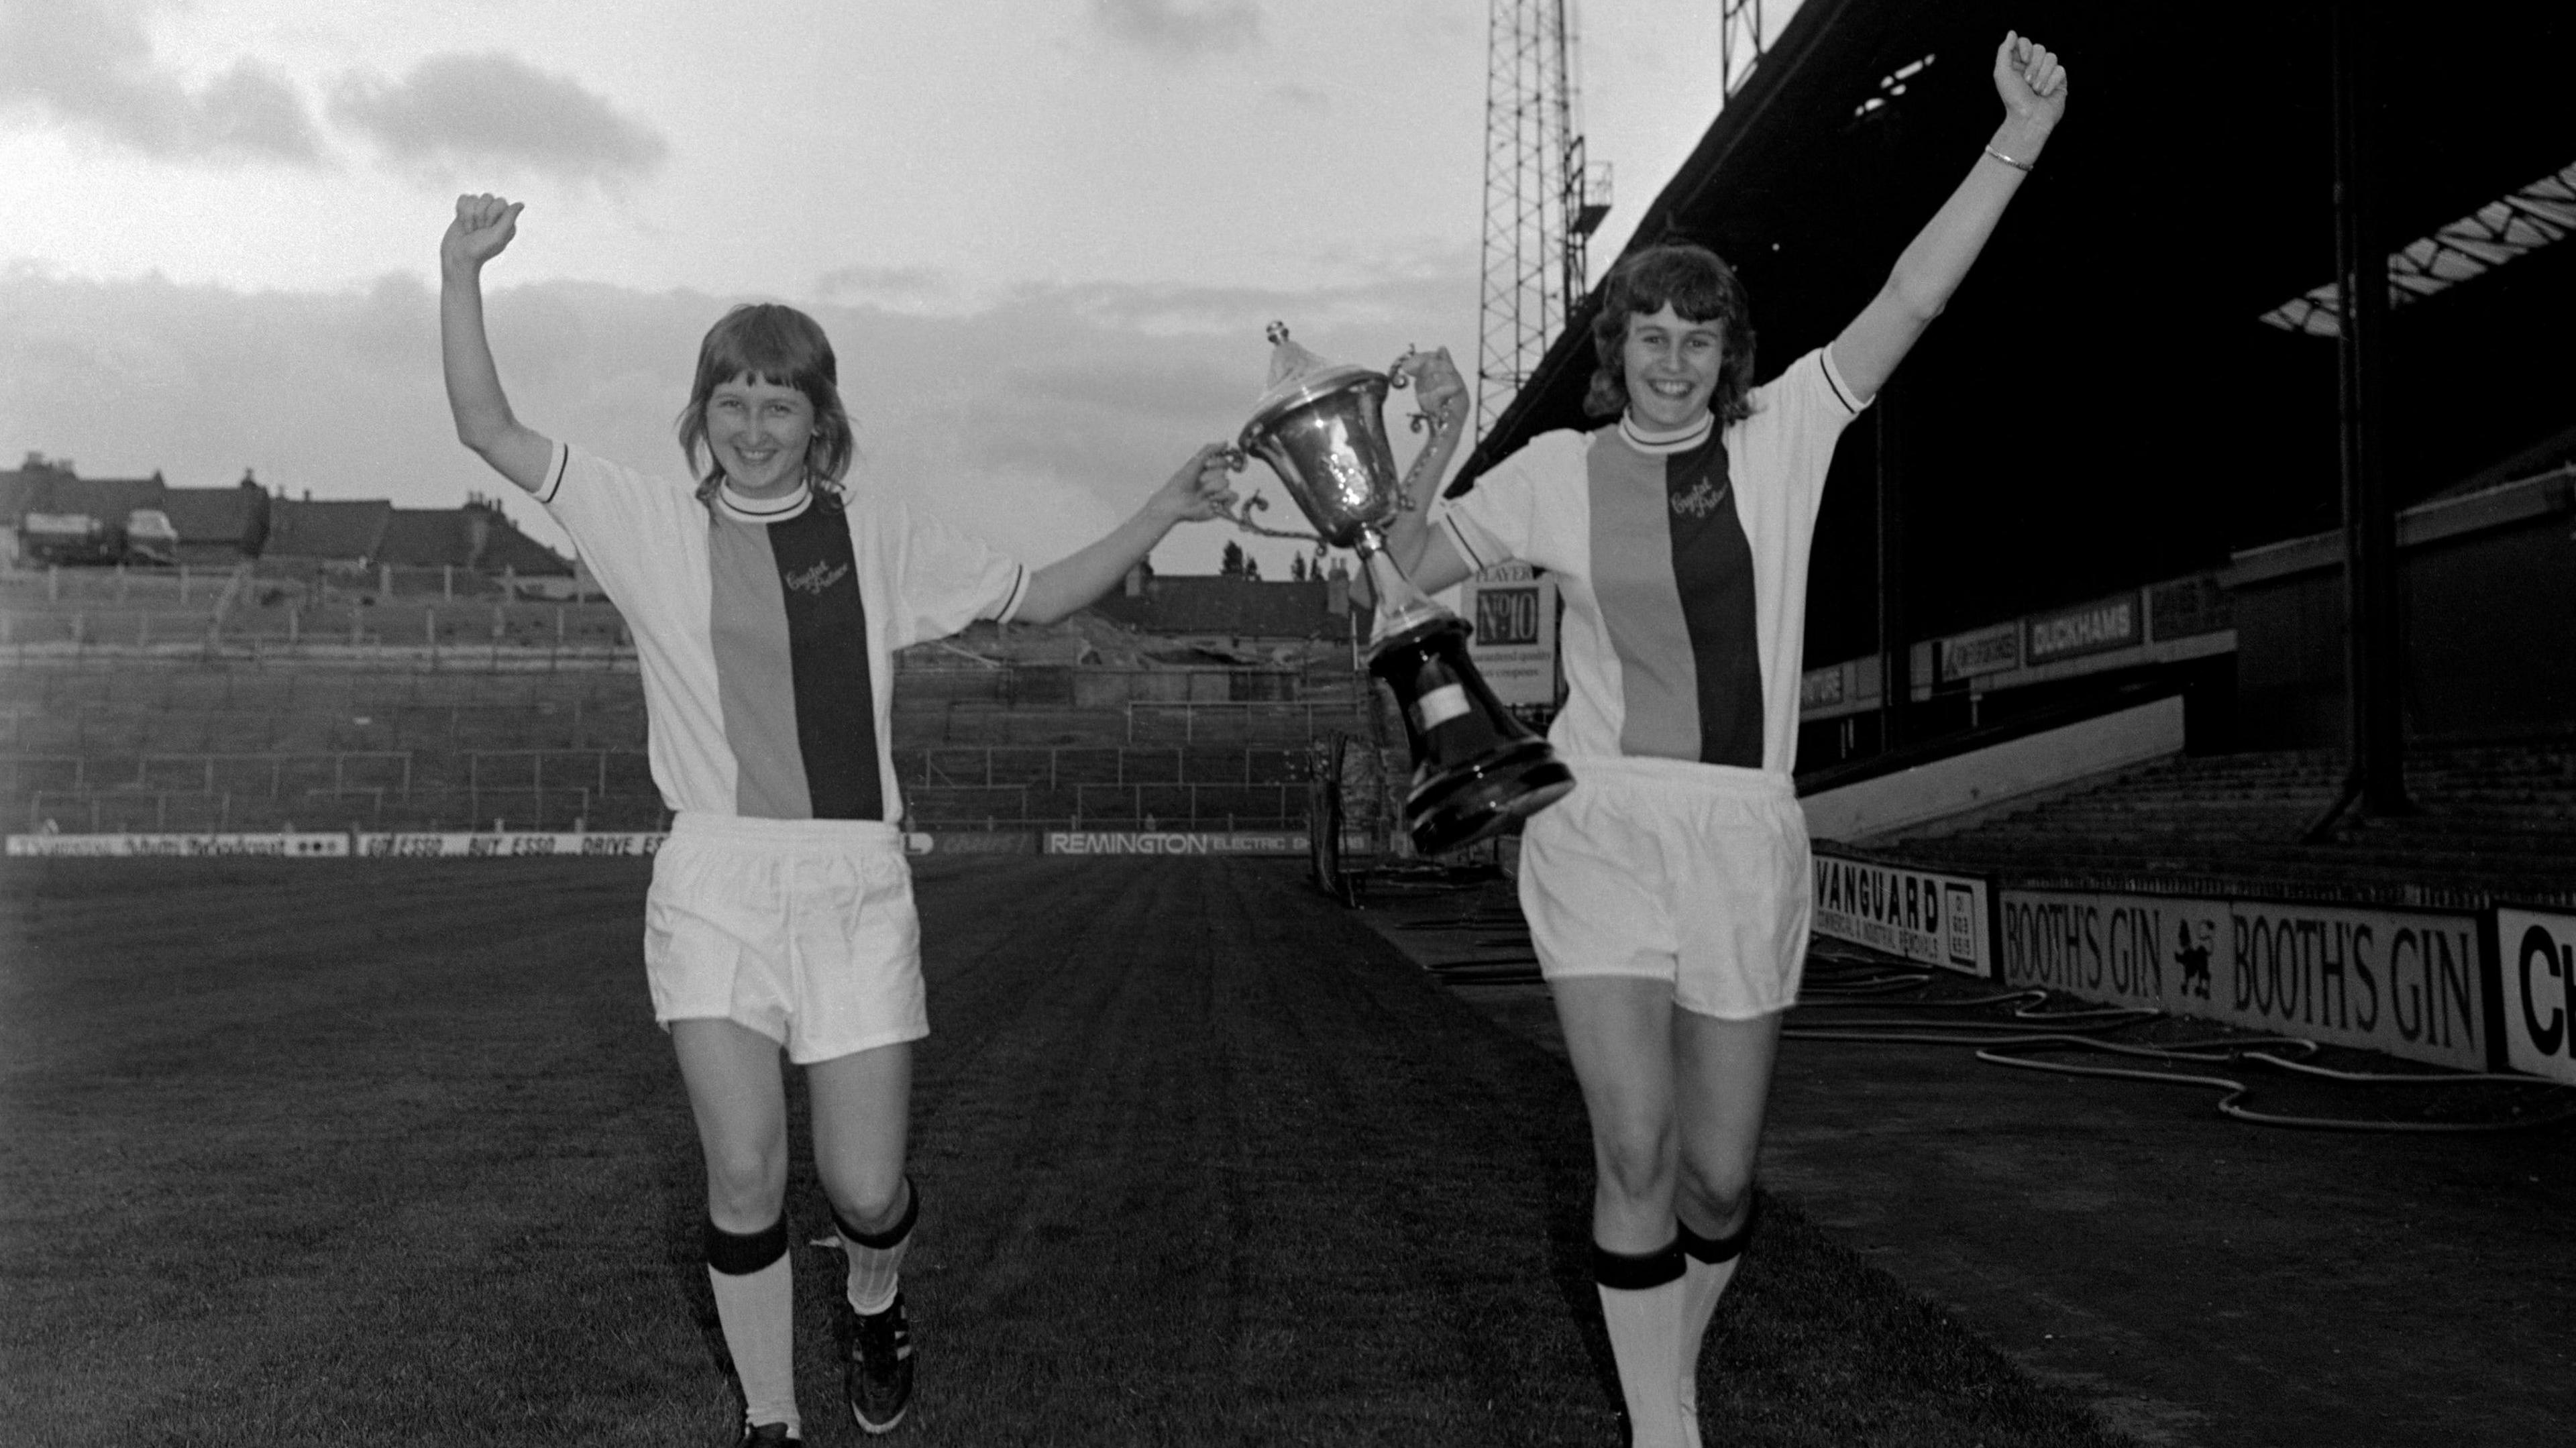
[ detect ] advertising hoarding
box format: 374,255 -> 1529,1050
2025,592 -> 2143,664
1812,851 -> 1992,977
2498,907 -> 2576,1087
1999,889 -> 2490,1072
1937,622 -> 2021,681
6,832 -> 352,857
1045,831 -> 1307,856
1462,563 -> 1558,710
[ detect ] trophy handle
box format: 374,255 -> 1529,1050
1212,486 -> 1328,545
1385,347 -> 1464,511
1387,348 -> 1432,434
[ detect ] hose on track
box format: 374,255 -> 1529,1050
1792,946 -> 2576,1134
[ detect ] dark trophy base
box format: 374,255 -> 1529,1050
1367,616 -> 1575,856
1401,737 -> 1575,856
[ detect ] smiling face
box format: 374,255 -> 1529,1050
705,374 -> 816,498
1619,302 -> 1727,432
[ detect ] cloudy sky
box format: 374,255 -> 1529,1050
0,0 -> 1787,575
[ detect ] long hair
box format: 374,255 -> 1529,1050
1581,243 -> 1757,426
674,303 -> 856,509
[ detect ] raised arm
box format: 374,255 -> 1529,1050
1014,445 -> 1238,625
439,193 -> 556,493
1829,32 -> 2069,402
1381,347 -> 1477,594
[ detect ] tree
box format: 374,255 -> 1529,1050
1220,540 -> 1246,576
1244,555 -> 1261,580
1289,553 -> 1308,581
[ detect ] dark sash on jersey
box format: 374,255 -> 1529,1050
1589,431 -> 1766,768
708,505 -> 884,820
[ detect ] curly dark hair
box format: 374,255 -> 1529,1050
1581,243 -> 1757,425
675,303 -> 857,509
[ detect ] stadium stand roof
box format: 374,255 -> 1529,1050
1460,0 -> 2574,664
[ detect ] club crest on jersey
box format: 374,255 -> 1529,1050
1670,476 -> 1731,520
783,559 -> 853,596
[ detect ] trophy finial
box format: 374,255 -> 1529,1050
1263,321 -> 1332,393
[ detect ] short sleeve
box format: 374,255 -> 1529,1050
1746,347 -> 1870,452
1440,431 -> 1561,573
874,495 -> 1028,647
531,443 -> 698,606
1737,348 -> 1870,523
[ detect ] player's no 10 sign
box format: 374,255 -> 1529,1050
1473,586 -> 1543,646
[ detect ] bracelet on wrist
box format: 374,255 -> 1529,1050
1982,143 -> 2034,173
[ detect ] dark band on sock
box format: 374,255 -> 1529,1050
1591,1237 -> 1687,1291
832,1176 -> 919,1251
703,1215 -> 788,1276
1678,1196 -> 1761,1265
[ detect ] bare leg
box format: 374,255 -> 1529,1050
1672,1009 -> 1780,1240
1670,1008 -> 1785,1447
671,1018 -> 798,1433
809,1041 -> 912,1230
1554,976 -> 1691,1448
1553,976 -> 1682,1249
808,1042 -> 915,1313
672,1017 -> 792,1229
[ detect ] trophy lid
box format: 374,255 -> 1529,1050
1244,322 -> 1386,437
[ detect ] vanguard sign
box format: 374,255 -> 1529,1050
1812,852 -> 1992,976
2000,889 -> 2489,1071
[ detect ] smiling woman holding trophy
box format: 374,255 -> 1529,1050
1381,32 -> 2070,1446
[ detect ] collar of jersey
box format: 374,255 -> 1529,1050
1617,410 -> 1715,455
715,477 -> 813,524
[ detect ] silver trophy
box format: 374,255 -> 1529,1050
1228,324 -> 1572,854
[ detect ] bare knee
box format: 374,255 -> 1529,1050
1676,1154 -> 1755,1234
702,1135 -> 789,1228
825,1170 -> 908,1233
1593,1115 -> 1678,1206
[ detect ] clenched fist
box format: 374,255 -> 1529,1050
442,193 -> 525,274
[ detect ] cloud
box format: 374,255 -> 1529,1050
816,264 -> 957,313
0,0 -> 325,164
0,247 -> 1477,581
329,51 -> 667,186
1093,0 -> 1260,56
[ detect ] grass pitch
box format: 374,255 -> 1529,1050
1,856 -> 2139,1446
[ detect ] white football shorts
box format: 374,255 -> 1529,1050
643,812 -> 927,1063
1517,755 -> 1811,1019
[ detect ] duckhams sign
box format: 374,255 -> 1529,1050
2000,889 -> 2489,1072
1812,852 -> 1992,977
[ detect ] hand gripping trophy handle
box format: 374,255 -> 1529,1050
1226,324 -> 1572,856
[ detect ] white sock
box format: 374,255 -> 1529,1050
834,1176 -> 917,1317
1595,1240 -> 1690,1448
1676,1256 -> 1741,1444
1676,1202 -> 1758,1445
705,1217 -> 799,1435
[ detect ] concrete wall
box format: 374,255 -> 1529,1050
1800,694 -> 2186,844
